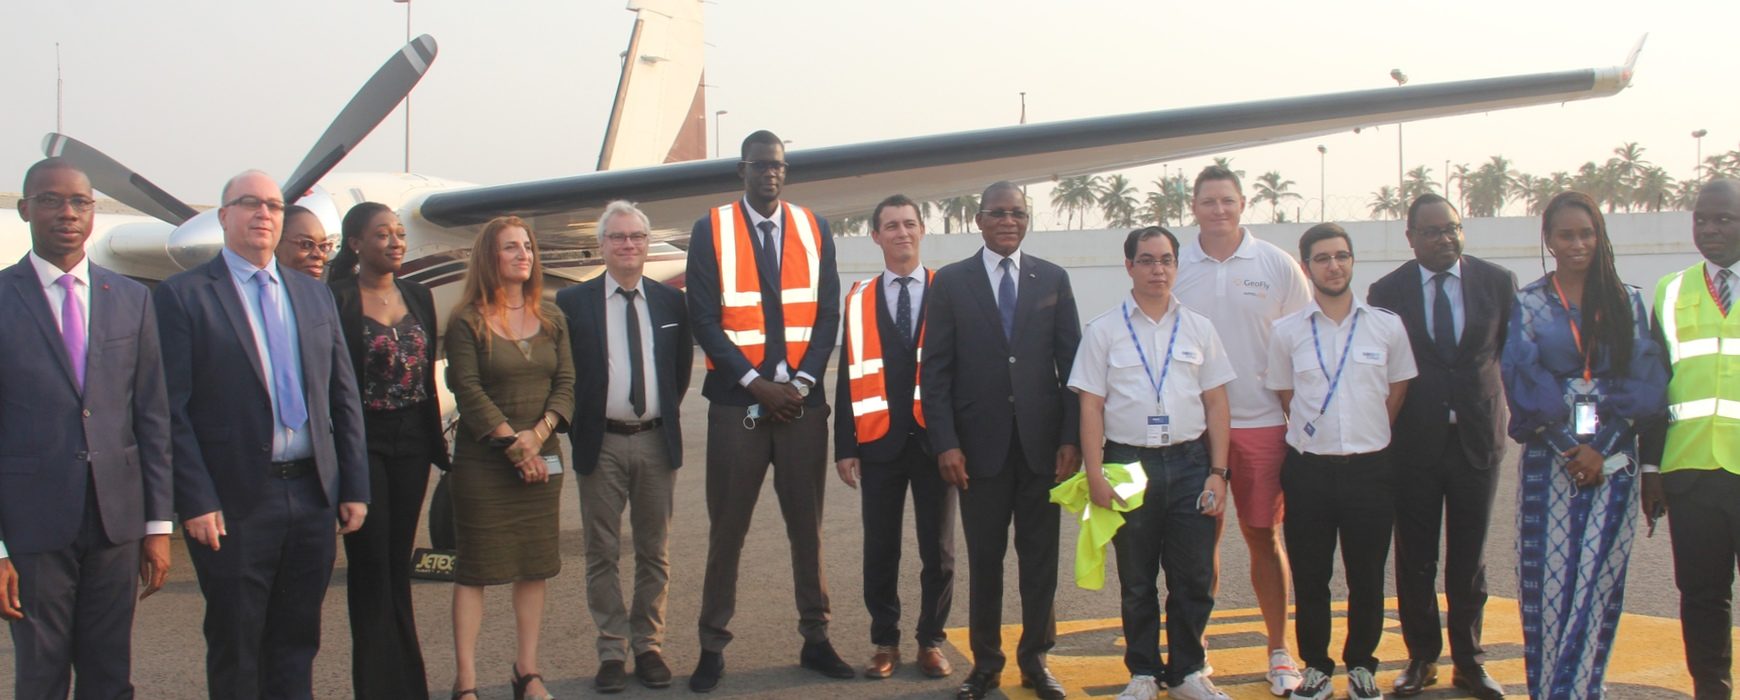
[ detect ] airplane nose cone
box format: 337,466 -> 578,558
167,209 -> 226,270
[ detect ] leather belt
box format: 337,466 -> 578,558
606,418 -> 663,435
269,458 -> 316,480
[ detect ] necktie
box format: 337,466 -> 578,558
619,287 -> 647,417
997,257 -> 1016,340
894,276 -> 914,347
755,220 -> 780,280
254,270 -> 308,429
57,275 -> 86,391
1432,272 -> 1456,361
1719,269 -> 1734,316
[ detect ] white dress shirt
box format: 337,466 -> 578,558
1175,228 -> 1313,429
980,246 -> 1023,305
1070,294 -> 1238,446
1265,300 -> 1419,455
1707,259 -> 1740,309
734,199 -> 815,388
604,275 -> 661,421
1419,259 -> 1466,343
882,268 -> 926,339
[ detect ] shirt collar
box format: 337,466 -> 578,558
1418,259 -> 1463,286
604,273 -> 645,298
221,247 -> 282,286
1306,296 -> 1369,325
742,198 -> 784,231
1124,292 -> 1181,325
882,267 -> 925,288
1706,259 -> 1740,279
981,246 -> 1022,273
1182,227 -> 1255,262
28,251 -> 90,290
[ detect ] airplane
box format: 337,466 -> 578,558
3,0 -> 1644,322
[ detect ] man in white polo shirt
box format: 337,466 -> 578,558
1266,223 -> 1417,700
1173,165 -> 1312,695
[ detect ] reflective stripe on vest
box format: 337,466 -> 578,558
1657,263 -> 1740,473
843,271 -> 930,444
708,201 -> 823,370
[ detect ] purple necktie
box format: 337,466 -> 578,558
253,271 -> 309,429
57,274 -> 86,391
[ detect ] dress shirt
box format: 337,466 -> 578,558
221,248 -> 313,462
1175,228 -> 1313,429
1265,299 -> 1418,455
1707,259 -> 1740,308
1419,259 -> 1466,344
1070,294 -> 1237,446
604,274 -> 661,421
980,246 -> 1023,303
734,198 -> 814,388
883,267 -> 926,339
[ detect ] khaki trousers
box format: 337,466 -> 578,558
580,428 -> 677,662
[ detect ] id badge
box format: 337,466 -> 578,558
1572,395 -> 1599,438
1147,415 -> 1171,446
542,453 -> 564,475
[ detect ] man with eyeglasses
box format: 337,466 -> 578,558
1,158 -> 174,699
1266,224 -> 1415,700
154,170 -> 369,699
684,130 -> 849,691
1367,193 -> 1514,699
555,200 -> 691,693
1172,165 -> 1312,696
1069,226 -> 1235,700
922,180 -> 1081,700
274,205 -> 334,279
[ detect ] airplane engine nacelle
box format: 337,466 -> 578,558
165,185 -> 342,271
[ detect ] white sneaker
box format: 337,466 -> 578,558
1169,671 -> 1231,700
1116,675 -> 1160,700
1289,668 -> 1333,700
1267,649 -> 1304,696
1347,667 -> 1384,700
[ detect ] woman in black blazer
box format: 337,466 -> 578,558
328,201 -> 449,699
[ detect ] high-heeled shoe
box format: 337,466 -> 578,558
512,664 -> 556,700
450,689 -> 477,699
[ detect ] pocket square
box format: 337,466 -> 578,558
660,322 -> 679,329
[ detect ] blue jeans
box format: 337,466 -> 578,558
1105,439 -> 1217,684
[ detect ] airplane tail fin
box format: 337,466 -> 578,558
596,0 -> 707,171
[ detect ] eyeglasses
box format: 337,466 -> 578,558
224,196 -> 286,214
1410,223 -> 1462,239
1131,255 -> 1177,268
978,209 -> 1030,221
290,239 -> 335,255
1310,251 -> 1355,266
604,232 -> 649,244
741,160 -> 788,173
28,193 -> 97,212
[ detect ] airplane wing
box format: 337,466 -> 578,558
418,58 -> 1636,238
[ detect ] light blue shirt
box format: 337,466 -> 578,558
1420,259 -> 1465,344
221,248 -> 312,461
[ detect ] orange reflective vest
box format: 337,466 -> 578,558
842,270 -> 931,443
707,201 -> 823,370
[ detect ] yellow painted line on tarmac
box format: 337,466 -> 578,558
945,596 -> 1710,697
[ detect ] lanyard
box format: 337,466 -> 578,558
1122,301 -> 1182,408
1549,273 -> 1594,382
1308,311 -> 1361,418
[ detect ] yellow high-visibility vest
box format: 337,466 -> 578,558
1655,262 -> 1740,474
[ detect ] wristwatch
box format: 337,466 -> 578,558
1209,467 -> 1230,480
791,377 -> 812,398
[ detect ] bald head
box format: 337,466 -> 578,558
217,170 -> 287,266
1694,178 -> 1740,268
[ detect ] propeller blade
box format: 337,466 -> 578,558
283,34 -> 438,203
42,133 -> 199,225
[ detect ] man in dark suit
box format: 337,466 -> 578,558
922,180 -> 1082,700
0,158 -> 174,699
684,130 -> 849,691
1366,193 -> 1515,700
556,200 -> 693,693
154,170 -> 369,700
833,194 -> 955,681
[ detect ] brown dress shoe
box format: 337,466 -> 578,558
918,646 -> 953,678
865,645 -> 900,678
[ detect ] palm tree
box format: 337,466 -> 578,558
1049,175 -> 1100,229
1164,173 -> 1192,227
1368,186 -> 1403,219
1611,142 -> 1651,205
1251,171 -> 1302,223
1632,166 -> 1675,212
1144,185 -> 1169,228
1571,161 -> 1623,212
831,214 -> 872,237
939,195 -> 979,234
1211,157 -> 1246,181
1402,165 -> 1437,203
1097,174 -> 1141,228
1514,172 -> 1565,215
1465,156 -> 1518,217
1672,179 -> 1702,210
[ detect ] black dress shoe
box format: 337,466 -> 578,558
1452,664 -> 1506,700
636,650 -> 673,689
688,651 -> 724,693
595,660 -> 628,694
1020,667 -> 1067,700
955,670 -> 1000,700
799,640 -> 856,679
1392,658 -> 1438,697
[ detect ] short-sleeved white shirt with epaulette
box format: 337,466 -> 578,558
1069,294 -> 1238,447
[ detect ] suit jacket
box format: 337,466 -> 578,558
0,257 -> 173,554
1368,255 -> 1518,469
834,273 -> 929,463
922,250 -> 1081,477
684,202 -> 841,406
330,276 -> 450,469
154,254 -> 369,518
556,275 -> 692,474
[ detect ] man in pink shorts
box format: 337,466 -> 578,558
1174,165 -> 1313,696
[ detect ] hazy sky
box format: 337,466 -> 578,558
2,1 -> 1733,228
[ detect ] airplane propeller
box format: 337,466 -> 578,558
42,133 -> 199,226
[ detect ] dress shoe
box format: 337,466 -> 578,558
799,640 -> 856,679
635,650 -> 673,689
688,651 -> 724,693
955,670 -> 1000,699
1021,667 -> 1067,700
918,645 -> 953,678
1452,664 -> 1506,700
864,645 -> 899,679
594,660 -> 628,694
1392,658 -> 1438,696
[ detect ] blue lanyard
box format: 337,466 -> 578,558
1308,311 -> 1361,417
1122,301 -> 1182,408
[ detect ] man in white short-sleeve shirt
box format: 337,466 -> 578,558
1172,165 -> 1312,694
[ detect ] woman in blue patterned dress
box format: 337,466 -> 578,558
1500,191 -> 1668,699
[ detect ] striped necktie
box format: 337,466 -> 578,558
1720,269 -> 1734,316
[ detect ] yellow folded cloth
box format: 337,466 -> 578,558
1049,462 -> 1148,590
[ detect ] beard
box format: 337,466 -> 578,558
1312,281 -> 1350,297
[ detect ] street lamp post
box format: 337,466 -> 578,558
1694,129 -> 1709,181
394,0 -> 411,172
1317,144 -> 1327,221
714,110 -> 728,159
1391,69 -> 1408,199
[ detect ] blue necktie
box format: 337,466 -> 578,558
1432,272 -> 1457,361
1719,269 -> 1734,316
997,257 -> 1016,340
894,276 -> 914,347
254,270 -> 308,430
